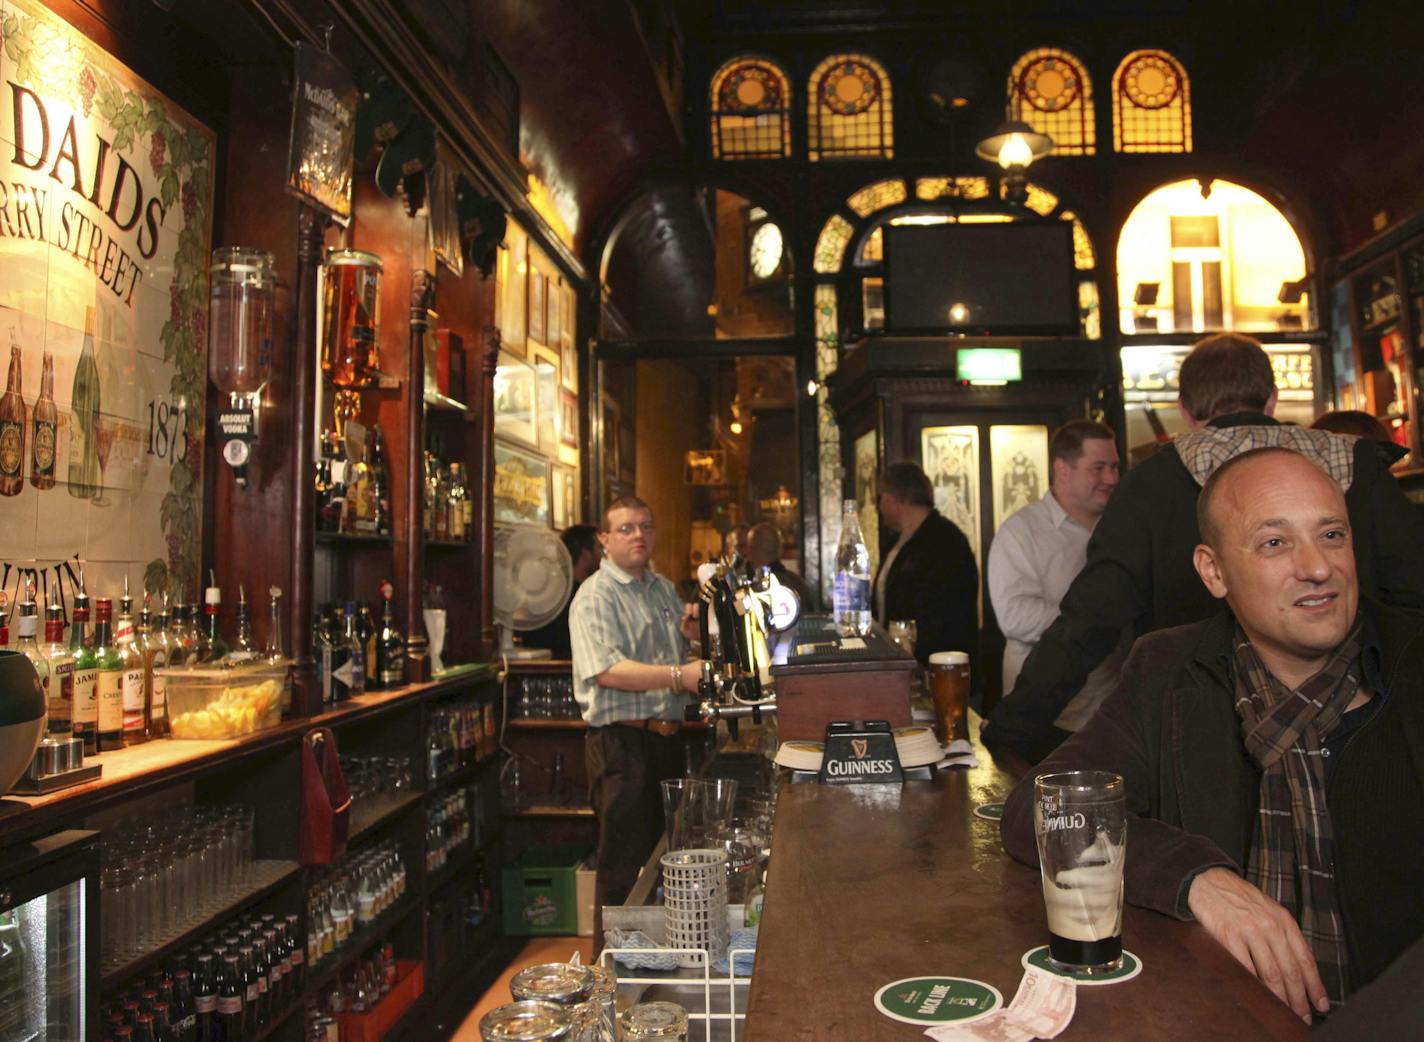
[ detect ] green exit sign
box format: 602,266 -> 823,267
956,348 -> 1022,384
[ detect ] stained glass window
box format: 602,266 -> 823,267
1060,211 -> 1096,269
808,53 -> 894,161
847,179 -> 906,217
710,57 -> 793,159
1008,48 -> 1096,156
1017,182 -> 1059,216
916,176 -> 990,201
1112,50 -> 1192,153
1079,281 -> 1101,339
814,214 -> 855,273
858,227 -> 883,264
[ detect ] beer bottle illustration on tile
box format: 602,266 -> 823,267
0,330 -> 27,496
68,308 -> 101,499
30,349 -> 57,490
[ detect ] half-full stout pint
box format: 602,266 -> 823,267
1033,770 -> 1126,973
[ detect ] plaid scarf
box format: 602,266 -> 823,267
1176,425 -> 1357,491
1232,620 -> 1363,1006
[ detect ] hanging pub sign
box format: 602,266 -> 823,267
286,41 -> 357,222
0,0 -> 215,608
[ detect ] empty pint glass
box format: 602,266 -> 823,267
1033,770 -> 1126,974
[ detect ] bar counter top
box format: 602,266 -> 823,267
744,739 -> 1309,1041
0,663 -> 495,843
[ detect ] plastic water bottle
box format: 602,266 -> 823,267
833,499 -> 872,635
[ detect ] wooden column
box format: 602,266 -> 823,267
476,324 -> 501,659
404,269 -> 435,681
288,206 -> 326,716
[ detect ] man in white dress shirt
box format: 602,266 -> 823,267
988,421 -> 1124,755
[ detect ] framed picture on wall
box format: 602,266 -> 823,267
853,429 -> 880,576
563,466 -> 579,528
920,425 -> 981,564
493,350 -> 537,447
529,343 -> 560,452
560,285 -> 577,390
601,393 -> 620,483
550,463 -> 569,529
560,388 -> 579,449
500,224 -> 527,357
493,440 -> 551,528
528,269 -> 547,344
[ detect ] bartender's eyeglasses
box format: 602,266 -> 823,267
613,521 -> 655,536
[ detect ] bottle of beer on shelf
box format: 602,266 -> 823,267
0,332 -> 27,497
93,596 -> 124,751
191,953 -> 215,1042
144,596 -> 172,738
30,349 -> 57,490
13,580 -> 49,721
171,967 -> 196,1042
284,914 -> 304,994
43,594 -> 74,736
215,952 -> 243,1042
374,580 -> 405,690
336,602 -> 365,698
199,575 -> 229,664
117,578 -> 149,745
71,576 -> 98,753
247,939 -> 269,1031
228,586 -> 257,664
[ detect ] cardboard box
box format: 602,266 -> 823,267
576,859 -> 597,937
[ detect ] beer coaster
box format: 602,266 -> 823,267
972,802 -> 1005,821
1020,946 -> 1142,985
873,976 -> 1002,1026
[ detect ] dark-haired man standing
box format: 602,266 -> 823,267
873,461 -> 978,665
984,332 -> 1424,762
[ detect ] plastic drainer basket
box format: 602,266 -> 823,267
661,849 -> 729,968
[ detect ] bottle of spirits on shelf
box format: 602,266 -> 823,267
42,594 -> 73,737
71,577 -> 98,753
334,602 -> 365,699
117,578 -> 148,745
215,952 -> 243,1042
200,576 -> 229,664
142,595 -> 171,739
30,349 -> 57,490
93,596 -> 124,751
346,431 -> 373,534
422,451 -> 437,540
370,424 -> 391,537
448,464 -> 467,542
0,333 -> 26,496
229,586 -> 257,663
319,430 -> 352,534
169,603 -> 198,667
0,591 -> 8,650
68,308 -> 101,500
374,580 -> 406,689
356,604 -> 376,684
313,606 -> 335,704
264,587 -> 286,663
13,581 -> 48,723
459,463 -> 473,541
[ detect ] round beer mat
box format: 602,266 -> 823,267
972,802 -> 1005,821
1020,946 -> 1142,985
873,976 -> 1002,1026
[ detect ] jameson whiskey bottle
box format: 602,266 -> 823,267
43,596 -> 74,736
0,337 -> 26,496
93,596 -> 125,752
68,308 -> 101,499
30,350 -> 57,490
71,578 -> 99,753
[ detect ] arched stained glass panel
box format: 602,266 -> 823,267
1008,48 -> 1096,156
808,54 -> 894,161
814,214 -> 855,273
1112,50 -> 1192,153
916,176 -> 991,201
847,179 -> 906,217
710,56 -> 793,159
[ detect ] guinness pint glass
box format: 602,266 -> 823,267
1033,770 -> 1126,974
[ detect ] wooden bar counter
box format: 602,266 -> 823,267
743,739 -> 1308,1041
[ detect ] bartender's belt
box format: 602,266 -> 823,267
611,718 -> 681,737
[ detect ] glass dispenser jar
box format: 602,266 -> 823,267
209,248 -> 277,396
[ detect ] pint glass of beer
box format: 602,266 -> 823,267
1033,770 -> 1126,974
926,651 -> 970,744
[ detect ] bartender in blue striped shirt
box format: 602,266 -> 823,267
569,494 -> 704,938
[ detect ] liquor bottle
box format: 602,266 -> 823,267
312,607 -> 334,704
459,462 -> 473,541
356,604 -> 376,683
191,953 -> 215,1042
264,587 -> 286,663
0,336 -> 26,496
369,424 -> 391,537
215,952 -> 243,1042
171,967 -> 196,1042
199,576 -> 228,663
247,939 -> 269,1031
30,349 -> 57,489
833,499 -> 872,636
283,914 -> 304,993
68,307 -> 101,500
329,285 -> 376,388
43,595 -> 74,736
169,603 -> 197,667
145,596 -> 172,738
71,578 -> 98,753
94,596 -> 124,751
434,463 -> 451,541
448,463 -> 467,541
334,602 -> 365,698
13,581 -> 48,728
346,431 -> 373,534
422,451 -> 437,540
229,586 -> 257,663
118,579 -> 149,744
191,600 -> 210,664
0,591 -> 9,649
374,581 -> 405,689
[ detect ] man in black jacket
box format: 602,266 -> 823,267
873,461 -> 978,665
1001,449 -> 1424,1023
984,333 -> 1424,762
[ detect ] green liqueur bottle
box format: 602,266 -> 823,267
70,576 -> 98,754
93,596 -> 124,752
67,307 -> 100,499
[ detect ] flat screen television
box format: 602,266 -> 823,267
884,222 -> 1078,334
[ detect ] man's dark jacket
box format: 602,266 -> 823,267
1000,599 -> 1424,994
984,412 -> 1424,760
874,509 -> 978,666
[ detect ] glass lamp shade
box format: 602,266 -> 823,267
975,121 -> 1054,169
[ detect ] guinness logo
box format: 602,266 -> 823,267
851,738 -> 869,759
